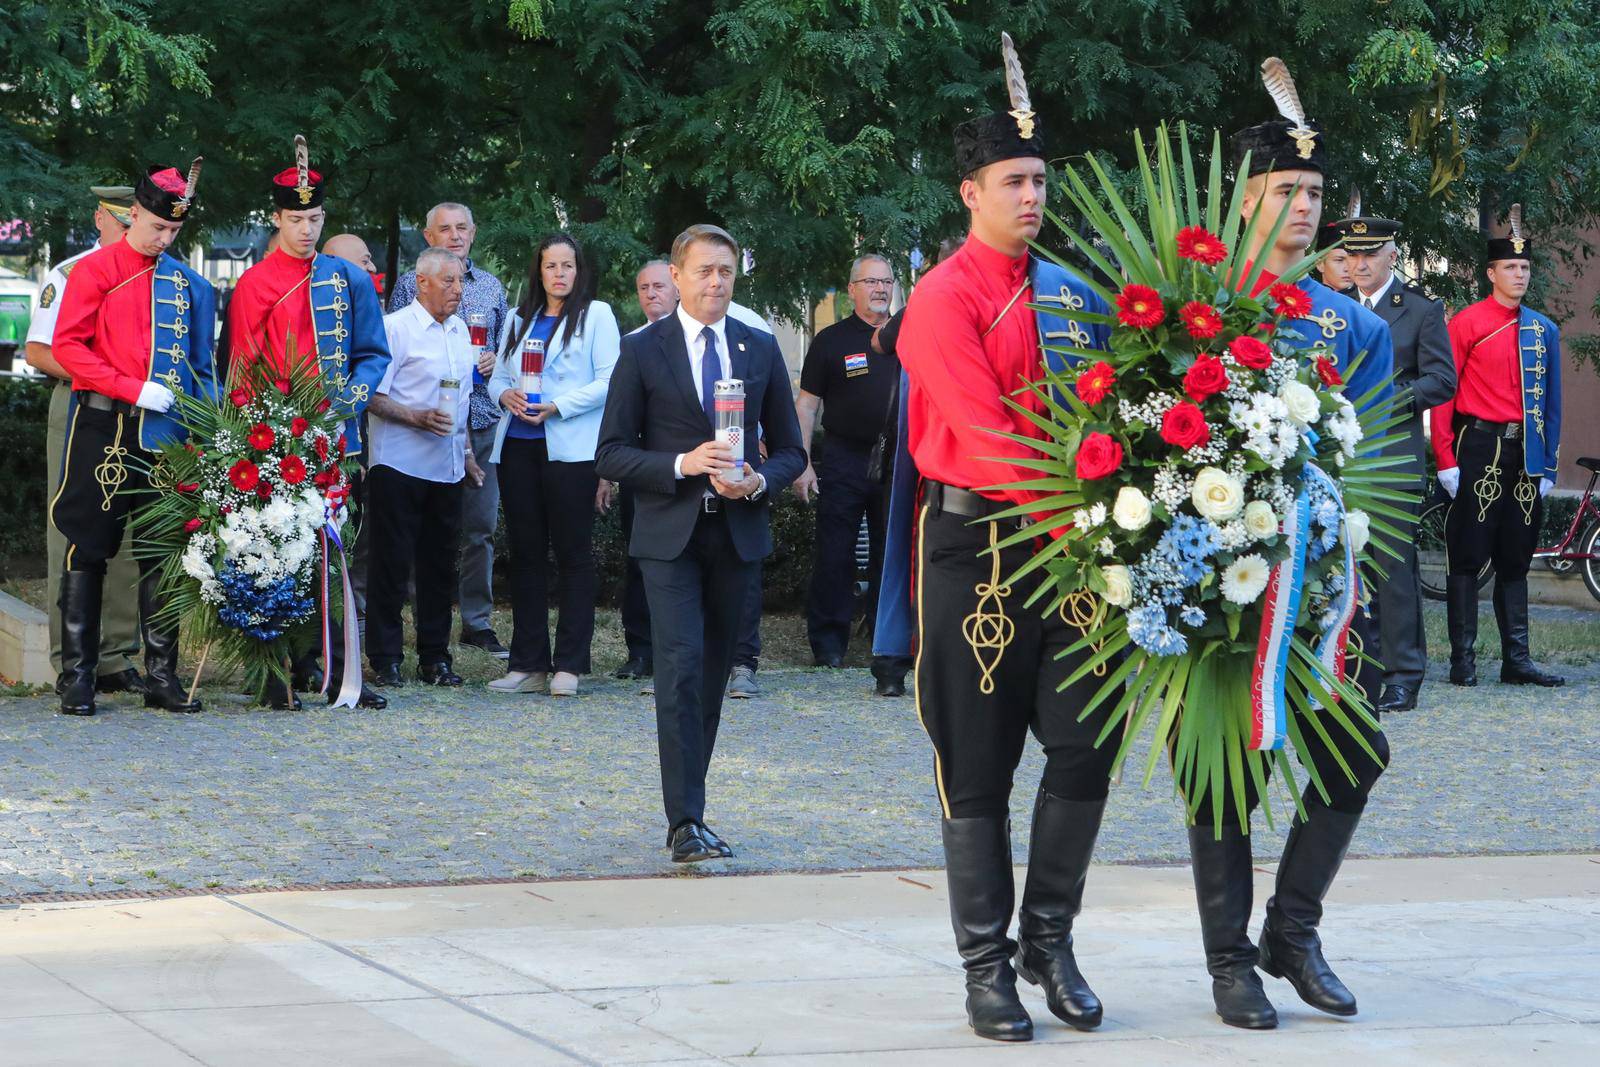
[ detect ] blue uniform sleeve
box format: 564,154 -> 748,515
188,273 -> 221,404
343,264 -> 392,415
1545,318 -> 1563,478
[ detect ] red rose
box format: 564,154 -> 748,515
1183,354 -> 1230,402
290,417 -> 309,437
228,459 -> 260,491
1269,283 -> 1312,318
183,518 -> 203,533
316,398 -> 332,414
1178,301 -> 1224,341
256,482 -> 274,500
1074,432 -> 1123,480
274,377 -> 292,396
1316,356 -> 1343,386
1076,361 -> 1117,406
312,468 -> 336,489
1228,335 -> 1273,370
1160,401 -> 1211,450
279,454 -> 308,485
247,422 -> 275,451
176,481 -> 199,494
1175,225 -> 1227,266
229,387 -> 251,408
1115,284 -> 1165,329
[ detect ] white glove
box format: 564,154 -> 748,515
1540,477 -> 1554,497
136,381 -> 175,413
1438,467 -> 1460,498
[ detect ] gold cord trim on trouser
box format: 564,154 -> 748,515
93,412 -> 129,512
961,521 -> 1015,696
1514,473 -> 1537,526
1474,437 -> 1504,523
1059,590 -> 1108,676
911,504 -> 951,818
1345,629 -> 1366,701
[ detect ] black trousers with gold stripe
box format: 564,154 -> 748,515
913,502 -> 1117,820
50,399 -> 160,578
1444,424 -> 1541,580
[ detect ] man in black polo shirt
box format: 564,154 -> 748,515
793,254 -> 898,669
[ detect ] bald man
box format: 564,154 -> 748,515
322,233 -> 383,294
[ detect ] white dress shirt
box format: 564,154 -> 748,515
671,302 -> 763,495
372,300 -> 473,483
26,244 -> 102,349
1358,272 -> 1396,310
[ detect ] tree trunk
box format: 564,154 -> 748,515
384,205 -> 401,311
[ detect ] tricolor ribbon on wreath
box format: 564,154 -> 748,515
318,499 -> 364,709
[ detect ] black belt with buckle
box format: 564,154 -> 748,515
924,481 -> 1026,529
75,390 -> 137,416
1466,416 -> 1522,440
700,495 -> 723,514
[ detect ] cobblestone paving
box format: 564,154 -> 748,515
3,649 -> 1597,898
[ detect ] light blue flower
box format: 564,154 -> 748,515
1128,604 -> 1189,656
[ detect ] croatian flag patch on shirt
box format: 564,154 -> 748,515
844,352 -> 869,377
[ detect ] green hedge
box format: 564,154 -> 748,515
0,376 -> 50,580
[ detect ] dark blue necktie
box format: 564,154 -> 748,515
700,326 -> 719,421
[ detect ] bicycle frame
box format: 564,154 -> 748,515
1532,469 -> 1600,562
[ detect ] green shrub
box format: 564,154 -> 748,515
0,376 -> 50,579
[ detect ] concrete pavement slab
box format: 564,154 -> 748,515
0,1011 -> 203,1066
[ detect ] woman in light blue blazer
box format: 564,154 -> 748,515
486,234 -> 620,696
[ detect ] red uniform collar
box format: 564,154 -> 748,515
112,237 -> 156,270
962,233 -> 1030,286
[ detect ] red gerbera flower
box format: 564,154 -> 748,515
279,455 -> 308,485
290,417 -> 310,437
247,422 -> 275,451
1175,225 -> 1227,266
312,468 -> 336,489
314,436 -> 330,462
1228,335 -> 1273,370
1115,284 -> 1165,329
1178,301 -> 1224,340
183,518 -> 203,533
228,460 -> 259,492
1269,283 -> 1312,318
1316,355 -> 1343,387
1076,361 -> 1117,406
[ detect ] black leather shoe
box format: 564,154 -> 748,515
373,662 -> 406,687
351,684 -> 388,709
1494,579 -> 1564,686
1259,804 -> 1362,1017
417,660 -> 464,686
460,628 -> 510,659
1015,791 -> 1105,1030
874,676 -> 906,697
614,657 -> 653,680
669,822 -> 720,863
96,669 -> 148,695
1446,575 -> 1479,686
700,823 -> 735,858
1188,823 -> 1277,1029
263,675 -> 303,710
292,666 -> 325,694
943,816 -> 1033,1041
813,653 -> 845,668
57,571 -> 102,717
1375,683 -> 1417,712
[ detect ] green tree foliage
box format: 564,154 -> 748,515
5,1 -> 1600,334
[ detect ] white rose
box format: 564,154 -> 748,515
1243,500 -> 1278,540
1344,510 -> 1371,554
1279,380 -> 1321,426
1113,486 -> 1153,531
1100,565 -> 1133,608
1220,554 -> 1270,604
1191,467 -> 1245,522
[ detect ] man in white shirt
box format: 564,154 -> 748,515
24,184 -> 145,696
366,248 -> 482,688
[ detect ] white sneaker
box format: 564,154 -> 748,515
488,670 -> 547,693
550,671 -> 579,696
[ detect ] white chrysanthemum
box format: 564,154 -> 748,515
1221,554 -> 1270,604
1098,537 -> 1116,557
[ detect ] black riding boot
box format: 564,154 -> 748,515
1445,575 -> 1479,686
139,571 -> 201,713
1014,791 -> 1104,1030
57,571 -> 103,716
1188,823 -> 1277,1029
942,817 -> 1033,1042
1259,804 -> 1361,1015
1494,579 -> 1564,686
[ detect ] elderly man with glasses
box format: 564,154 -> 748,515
793,254 -> 900,676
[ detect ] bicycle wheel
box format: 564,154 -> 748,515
1581,521 -> 1600,605
1416,499 -> 1492,599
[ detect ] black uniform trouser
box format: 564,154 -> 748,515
50,402 -> 161,581
1371,414 -> 1428,690
365,465 -> 463,669
913,500 -> 1118,819
1445,424 -> 1542,580
639,509 -> 753,829
1186,608 -> 1390,818
806,438 -> 885,660
500,437 -> 598,675
734,563 -> 762,671
618,484 -> 652,662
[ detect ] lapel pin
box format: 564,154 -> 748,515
738,342 -> 746,351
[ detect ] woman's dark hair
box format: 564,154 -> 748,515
503,232 -> 593,357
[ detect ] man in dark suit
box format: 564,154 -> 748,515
596,223 -> 806,863
1332,210 -> 1457,712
